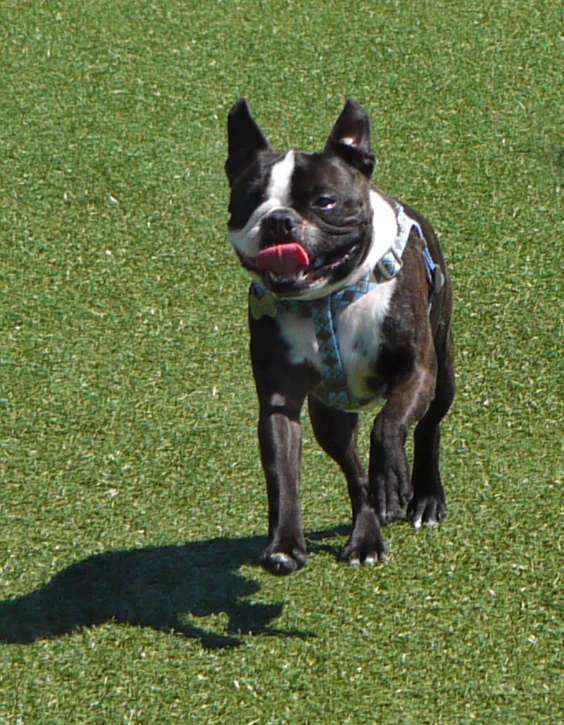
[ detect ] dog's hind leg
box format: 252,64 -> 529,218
308,397 -> 387,565
368,343 -> 439,525
408,323 -> 455,528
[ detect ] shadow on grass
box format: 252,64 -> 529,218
0,529 -> 344,649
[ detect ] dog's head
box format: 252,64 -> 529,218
225,99 -> 378,299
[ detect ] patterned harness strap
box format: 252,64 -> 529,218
281,275 -> 378,410
249,203 -> 443,412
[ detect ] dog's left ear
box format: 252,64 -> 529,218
325,98 -> 376,178
225,98 -> 272,184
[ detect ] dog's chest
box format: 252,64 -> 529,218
278,280 -> 397,404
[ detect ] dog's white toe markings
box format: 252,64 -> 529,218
413,516 -> 439,530
348,555 -> 377,567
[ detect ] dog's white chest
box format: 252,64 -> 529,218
278,279 -> 397,408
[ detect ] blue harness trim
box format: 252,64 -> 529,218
250,203 -> 443,411
282,275 -> 379,410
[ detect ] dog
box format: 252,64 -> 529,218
225,98 -> 455,575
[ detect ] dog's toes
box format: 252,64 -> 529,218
373,473 -> 412,524
340,546 -> 387,567
408,495 -> 446,529
377,502 -> 406,525
340,508 -> 387,566
340,536 -> 387,567
261,549 -> 306,576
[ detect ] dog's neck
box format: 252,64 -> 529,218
249,201 -> 437,411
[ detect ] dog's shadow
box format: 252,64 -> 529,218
0,530 -> 342,649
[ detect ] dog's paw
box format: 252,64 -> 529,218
407,494 -> 446,529
373,475 -> 412,524
340,509 -> 387,567
370,427 -> 412,524
340,541 -> 387,567
261,547 -> 306,576
370,459 -> 412,524
377,500 -> 407,525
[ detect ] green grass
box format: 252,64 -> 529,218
1,0 -> 563,722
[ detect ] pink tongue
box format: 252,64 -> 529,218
256,243 -> 310,277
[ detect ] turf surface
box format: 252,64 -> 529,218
1,0 -> 563,723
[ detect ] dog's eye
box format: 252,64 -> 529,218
313,195 -> 336,210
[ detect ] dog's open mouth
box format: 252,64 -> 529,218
237,241 -> 361,295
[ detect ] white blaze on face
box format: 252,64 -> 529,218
227,151 -> 296,259
266,151 -> 295,206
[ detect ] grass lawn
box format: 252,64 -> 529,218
1,0 -> 562,722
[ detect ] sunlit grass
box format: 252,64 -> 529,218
1,1 -> 562,723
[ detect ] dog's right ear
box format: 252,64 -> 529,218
225,99 -> 271,183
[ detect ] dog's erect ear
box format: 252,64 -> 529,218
324,98 -> 376,178
225,98 -> 271,183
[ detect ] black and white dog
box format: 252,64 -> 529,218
225,98 -> 455,575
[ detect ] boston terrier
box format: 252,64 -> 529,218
225,98 -> 455,575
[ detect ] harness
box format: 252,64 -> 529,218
249,202 -> 444,411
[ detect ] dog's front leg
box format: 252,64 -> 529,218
258,396 -> 307,575
369,359 -> 437,524
250,311 -> 315,575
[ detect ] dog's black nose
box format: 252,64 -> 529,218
262,211 -> 298,242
